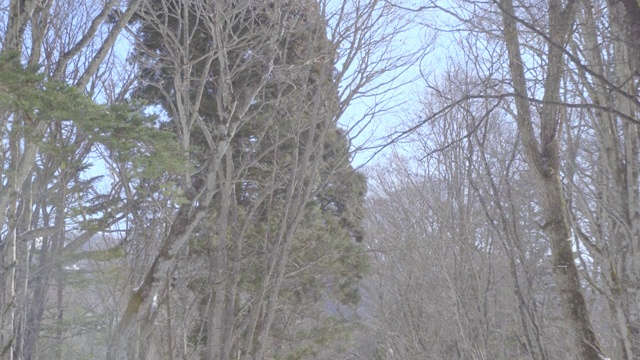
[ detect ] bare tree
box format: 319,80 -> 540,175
100,1 -> 424,359
375,0 -> 640,357
495,0 -> 608,357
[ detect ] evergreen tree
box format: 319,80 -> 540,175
125,0 -> 368,357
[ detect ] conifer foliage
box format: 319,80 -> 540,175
0,0 -> 381,359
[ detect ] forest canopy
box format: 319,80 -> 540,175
0,0 -> 639,359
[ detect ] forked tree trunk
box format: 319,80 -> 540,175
499,0 -> 606,357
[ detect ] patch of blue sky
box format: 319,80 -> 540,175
325,0 -> 439,167
374,0 -> 560,168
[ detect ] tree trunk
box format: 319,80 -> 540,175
499,0 -> 606,357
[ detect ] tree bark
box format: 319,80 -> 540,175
499,0 -> 606,357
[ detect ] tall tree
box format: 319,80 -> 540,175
382,0 -> 640,356
0,1 -> 152,359
107,0 -> 411,358
497,0 -> 606,357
